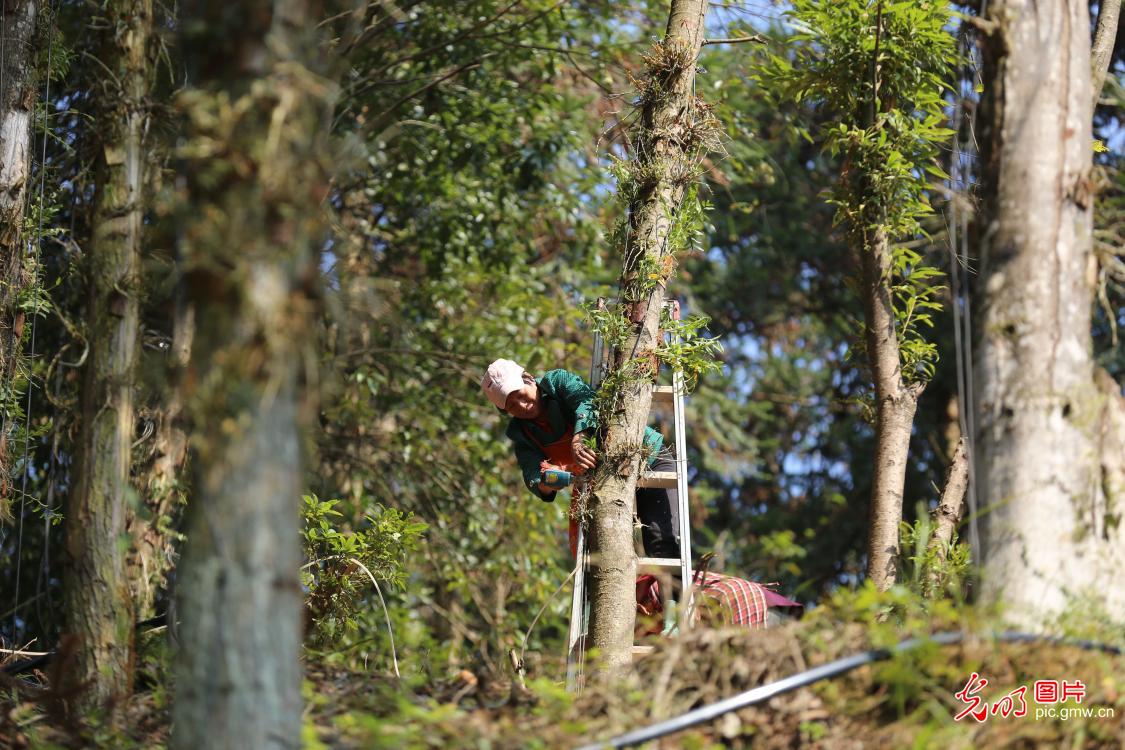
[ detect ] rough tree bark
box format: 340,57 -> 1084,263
1091,0 -> 1121,108
128,295 -> 193,620
63,0 -> 152,706
924,437 -> 969,598
860,224 -> 924,590
975,0 -> 1125,627
170,1 -> 333,747
0,0 -> 37,511
586,0 -> 708,678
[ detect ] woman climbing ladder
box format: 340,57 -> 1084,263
480,358 -> 681,559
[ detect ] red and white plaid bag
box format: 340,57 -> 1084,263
635,572 -> 800,632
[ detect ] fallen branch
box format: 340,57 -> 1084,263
0,647 -> 51,657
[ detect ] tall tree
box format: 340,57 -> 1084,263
63,0 -> 152,705
765,0 -> 955,590
171,0 -> 334,746
0,0 -> 37,511
586,0 -> 711,677
974,0 -> 1125,626
687,32 -> 879,599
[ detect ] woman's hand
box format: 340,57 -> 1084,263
571,430 -> 597,471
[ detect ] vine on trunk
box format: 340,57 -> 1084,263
588,38 -> 724,418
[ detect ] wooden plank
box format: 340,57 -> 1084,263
637,471 -> 677,489
637,556 -> 680,568
652,384 -> 675,403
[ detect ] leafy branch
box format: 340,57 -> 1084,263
762,0 -> 957,389
300,494 -> 426,647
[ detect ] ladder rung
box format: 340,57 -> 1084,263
631,645 -> 655,656
652,385 -> 675,403
637,557 -> 681,569
638,471 -> 677,488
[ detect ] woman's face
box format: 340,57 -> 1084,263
504,377 -> 542,419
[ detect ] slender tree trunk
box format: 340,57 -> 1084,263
1091,0 -> 1120,108
975,0 -> 1125,626
0,0 -> 37,512
587,0 -> 708,678
63,0 -> 152,706
171,1 -> 333,746
924,437 -> 969,598
1094,366 -> 1125,551
860,225 -> 923,589
129,295 -> 193,620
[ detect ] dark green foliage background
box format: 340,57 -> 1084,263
0,0 -> 1121,692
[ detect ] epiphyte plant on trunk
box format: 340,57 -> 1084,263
972,0 -> 1125,629
171,1 -> 336,747
64,0 -> 153,707
762,0 -> 957,590
0,0 -> 38,512
580,0 -> 720,679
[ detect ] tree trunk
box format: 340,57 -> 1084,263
1091,0 -> 1120,108
974,0 -> 1125,627
0,0 -> 37,512
170,1 -> 332,747
1095,366 -> 1125,553
63,0 -> 152,706
860,225 -> 923,590
129,295 -> 193,620
587,0 -> 708,679
924,436 -> 969,598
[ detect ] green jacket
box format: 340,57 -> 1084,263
505,369 -> 664,501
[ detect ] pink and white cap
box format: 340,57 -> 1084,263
481,358 -> 526,409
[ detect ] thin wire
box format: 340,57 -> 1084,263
959,31 -> 980,560
35,157 -> 79,635
576,536 -> 590,687
519,565 -> 577,667
345,556 -> 400,677
943,20 -> 982,575
961,193 -> 979,558
12,0 -> 55,639
946,68 -> 972,557
34,366 -> 62,634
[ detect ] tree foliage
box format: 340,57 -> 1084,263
0,2 -> 1121,745
764,0 -> 957,385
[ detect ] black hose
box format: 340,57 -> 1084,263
576,631 -> 1123,750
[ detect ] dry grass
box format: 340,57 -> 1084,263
3,615 -> 1123,749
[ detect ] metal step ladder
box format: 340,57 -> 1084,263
565,299 -> 693,692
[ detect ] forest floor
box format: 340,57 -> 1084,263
295,622 -> 1124,749
4,596 -> 1124,749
